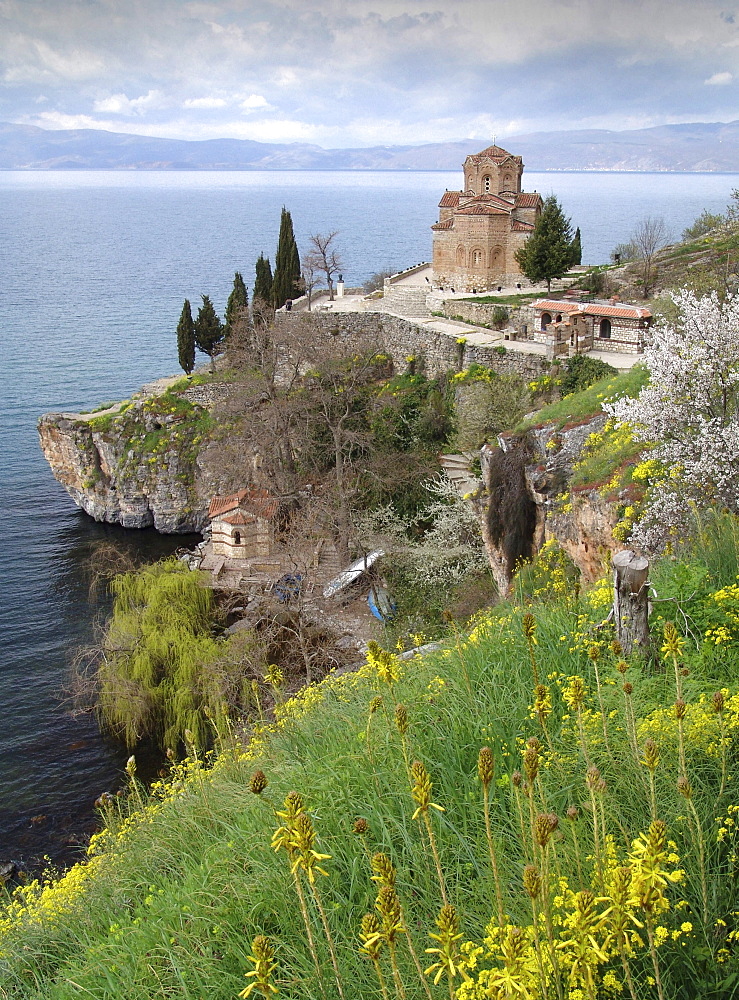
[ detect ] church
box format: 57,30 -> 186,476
432,144 -> 542,292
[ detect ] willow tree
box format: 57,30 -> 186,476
95,559 -> 264,749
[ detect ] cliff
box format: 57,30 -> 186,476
37,377 -> 220,533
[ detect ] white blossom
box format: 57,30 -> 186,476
605,290 -> 739,551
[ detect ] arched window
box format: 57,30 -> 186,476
540,312 -> 552,331
599,318 -> 612,339
234,531 -> 242,545
483,175 -> 492,192
472,249 -> 483,267
555,314 -> 562,323
456,245 -> 466,266
490,246 -> 503,269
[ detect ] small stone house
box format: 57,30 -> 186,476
532,298 -> 652,358
209,488 -> 279,563
432,143 -> 542,292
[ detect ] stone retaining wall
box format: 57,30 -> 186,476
274,311 -> 550,380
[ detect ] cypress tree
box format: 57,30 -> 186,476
176,298 -> 195,376
225,271 -> 249,337
515,195 -> 575,293
193,293 -> 225,372
272,207 -> 301,308
254,254 -> 274,307
571,227 -> 582,266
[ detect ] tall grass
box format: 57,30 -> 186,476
2,532 -> 739,998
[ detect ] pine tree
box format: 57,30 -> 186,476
272,207 -> 301,308
193,293 -> 224,372
254,254 -> 274,307
571,227 -> 582,266
225,271 -> 248,338
176,298 -> 195,376
515,195 -> 575,293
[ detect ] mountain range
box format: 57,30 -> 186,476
2,120 -> 739,172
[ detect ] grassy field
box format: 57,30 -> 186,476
2,511 -> 739,999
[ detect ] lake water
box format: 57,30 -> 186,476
1,168 -> 736,868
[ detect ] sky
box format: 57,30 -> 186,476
2,0 -> 739,148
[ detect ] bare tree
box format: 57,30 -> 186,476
630,215 -> 670,298
300,253 -> 319,311
305,231 -> 343,301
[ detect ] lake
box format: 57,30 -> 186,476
0,168 -> 736,867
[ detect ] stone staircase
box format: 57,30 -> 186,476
440,452 -> 482,497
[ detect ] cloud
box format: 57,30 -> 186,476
93,90 -> 165,115
705,70 -> 734,84
3,0 -> 739,147
183,96 -> 228,109
240,94 -> 269,110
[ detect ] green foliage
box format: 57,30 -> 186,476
491,305 -> 509,329
193,294 -> 225,369
224,272 -> 248,338
559,354 -> 618,397
95,559 -> 263,750
272,207 -> 301,308
517,366 -> 649,432
570,417 -> 644,491
682,209 -> 725,241
253,253 -> 274,306
611,240 -> 639,263
514,537 -> 580,603
176,298 -> 195,376
452,368 -> 531,451
514,194 -> 577,291
370,372 -> 453,452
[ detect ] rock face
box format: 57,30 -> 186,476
38,404 -> 209,534
482,413 -> 622,590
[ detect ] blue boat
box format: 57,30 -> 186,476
368,585 -> 396,622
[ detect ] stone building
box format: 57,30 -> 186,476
432,144 -> 542,292
532,298 -> 652,357
208,488 -> 280,567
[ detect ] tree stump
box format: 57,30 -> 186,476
612,549 -> 650,656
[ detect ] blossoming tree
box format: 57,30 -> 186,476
606,290 -> 739,551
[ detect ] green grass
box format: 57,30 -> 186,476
455,292 -> 542,306
2,523 -> 739,998
516,365 -> 649,432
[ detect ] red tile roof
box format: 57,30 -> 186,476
209,487 -> 279,521
456,202 -> 510,216
465,145 -> 521,164
511,220 -> 535,231
221,511 -> 257,526
515,192 -> 542,209
532,299 -> 652,321
584,304 -> 652,320
431,219 -> 454,230
532,300 -> 582,313
438,191 -> 461,208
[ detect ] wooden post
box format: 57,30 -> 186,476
612,549 -> 650,656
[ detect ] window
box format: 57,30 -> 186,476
483,175 -> 491,192
472,249 -> 483,267
234,531 -> 242,545
540,312 -> 552,330
599,318 -> 612,339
